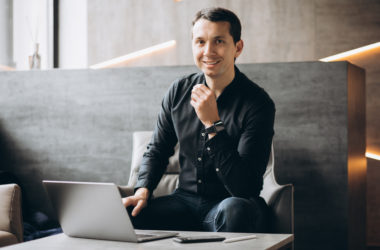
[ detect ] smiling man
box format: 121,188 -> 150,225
123,7 -> 275,233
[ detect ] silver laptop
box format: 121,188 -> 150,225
42,180 -> 178,242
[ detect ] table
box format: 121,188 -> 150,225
3,231 -> 293,250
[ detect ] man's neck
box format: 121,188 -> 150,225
205,68 -> 236,98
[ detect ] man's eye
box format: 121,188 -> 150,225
216,40 -> 224,44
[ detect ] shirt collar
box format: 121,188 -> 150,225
201,65 -> 241,96
217,65 -> 241,100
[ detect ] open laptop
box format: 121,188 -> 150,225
42,180 -> 178,242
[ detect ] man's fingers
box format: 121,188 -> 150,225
190,99 -> 196,108
192,89 -> 209,103
196,85 -> 211,95
131,199 -> 146,217
122,196 -> 137,208
192,86 -> 214,102
122,197 -> 131,207
192,85 -> 209,95
191,89 -> 202,101
193,84 -> 212,95
192,83 -> 203,89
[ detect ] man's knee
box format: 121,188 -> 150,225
217,197 -> 253,221
213,197 -> 269,233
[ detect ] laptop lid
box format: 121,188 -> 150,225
42,180 -> 177,242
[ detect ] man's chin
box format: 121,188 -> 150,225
201,69 -> 219,78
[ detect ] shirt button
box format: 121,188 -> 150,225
198,179 -> 202,183
201,133 -> 206,137
197,157 -> 202,162
216,168 -> 219,172
206,147 -> 211,151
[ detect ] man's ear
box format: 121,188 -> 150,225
235,40 -> 244,59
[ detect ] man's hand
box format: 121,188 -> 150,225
122,187 -> 150,217
190,84 -> 220,127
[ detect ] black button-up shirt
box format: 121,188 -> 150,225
135,66 -> 275,199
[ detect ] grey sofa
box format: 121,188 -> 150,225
0,184 -> 23,247
119,131 -> 294,234
0,62 -> 364,249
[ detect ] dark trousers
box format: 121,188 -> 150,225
128,188 -> 270,233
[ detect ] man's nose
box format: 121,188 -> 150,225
203,42 -> 215,56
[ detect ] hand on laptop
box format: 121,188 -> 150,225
122,187 -> 150,217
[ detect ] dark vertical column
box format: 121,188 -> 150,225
367,158 -> 380,247
53,0 -> 59,68
347,63 -> 367,250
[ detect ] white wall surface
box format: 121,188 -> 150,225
13,0 -> 51,70
59,0 -> 88,69
0,0 -> 13,67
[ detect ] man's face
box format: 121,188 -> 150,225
192,19 -> 243,80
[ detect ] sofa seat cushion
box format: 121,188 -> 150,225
0,231 -> 18,247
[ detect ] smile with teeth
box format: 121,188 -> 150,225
204,60 -> 220,65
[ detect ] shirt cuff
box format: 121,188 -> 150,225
204,130 -> 232,158
134,179 -> 154,197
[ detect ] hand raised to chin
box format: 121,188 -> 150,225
190,84 -> 220,127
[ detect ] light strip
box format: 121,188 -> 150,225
0,64 -> 16,71
90,40 -> 176,69
366,152 -> 380,161
319,42 -> 380,62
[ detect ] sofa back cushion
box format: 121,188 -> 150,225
128,131 -> 180,197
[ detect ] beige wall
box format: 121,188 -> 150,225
87,0 -> 380,66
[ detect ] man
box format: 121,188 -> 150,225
123,7 -> 275,233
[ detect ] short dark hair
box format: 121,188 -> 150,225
192,7 -> 242,43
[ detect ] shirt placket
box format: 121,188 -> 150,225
196,128 -> 207,194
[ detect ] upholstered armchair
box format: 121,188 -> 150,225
119,131 -> 294,234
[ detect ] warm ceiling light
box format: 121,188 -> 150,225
90,40 -> 176,69
366,152 -> 380,161
319,42 -> 380,62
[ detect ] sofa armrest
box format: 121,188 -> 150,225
269,184 -> 294,234
0,231 -> 18,247
0,184 -> 23,244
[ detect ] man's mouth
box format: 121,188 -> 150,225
203,60 -> 220,65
